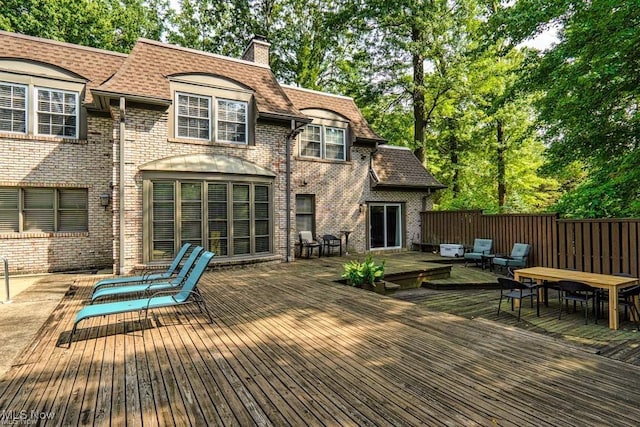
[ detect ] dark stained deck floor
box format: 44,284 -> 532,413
1,252 -> 640,425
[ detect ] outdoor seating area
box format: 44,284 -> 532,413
1,252 -> 640,425
297,231 -> 345,258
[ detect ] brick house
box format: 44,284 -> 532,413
0,31 -> 444,274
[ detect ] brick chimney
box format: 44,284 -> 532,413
241,35 -> 271,67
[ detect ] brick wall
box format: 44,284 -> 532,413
113,106 -> 292,272
0,114 -> 114,274
292,145 -> 433,255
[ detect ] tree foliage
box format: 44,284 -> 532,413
0,0 -> 168,52
3,0 -> 636,217
493,0 -> 640,217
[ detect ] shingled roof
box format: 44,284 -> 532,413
282,86 -> 385,143
96,39 -> 304,119
371,145 -> 445,191
0,31 -> 127,104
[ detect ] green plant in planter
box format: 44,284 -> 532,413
341,255 -> 385,287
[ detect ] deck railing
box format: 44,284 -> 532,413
420,210 -> 640,276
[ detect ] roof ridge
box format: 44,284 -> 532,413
281,84 -> 353,101
137,38 -> 271,69
0,30 -> 128,57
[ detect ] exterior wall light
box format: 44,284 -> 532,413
99,193 -> 111,210
359,203 -> 366,214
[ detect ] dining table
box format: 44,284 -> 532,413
514,267 -> 639,330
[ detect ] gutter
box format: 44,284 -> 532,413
285,119 -> 307,262
119,97 -> 126,274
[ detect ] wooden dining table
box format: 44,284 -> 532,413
514,267 -> 639,330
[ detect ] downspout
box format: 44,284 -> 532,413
286,119 -> 306,262
119,97 -> 126,274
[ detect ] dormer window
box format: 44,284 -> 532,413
36,88 -> 78,138
0,83 -> 27,134
217,99 -> 247,144
299,124 -> 346,161
300,124 -> 322,157
177,93 -> 210,140
174,92 -> 248,144
324,127 -> 346,160
0,81 -> 80,139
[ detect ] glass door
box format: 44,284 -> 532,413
369,203 -> 402,249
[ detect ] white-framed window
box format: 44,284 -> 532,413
35,88 -> 78,138
324,127 -> 346,160
299,124 -> 322,158
299,124 -> 347,160
0,82 -> 27,134
176,93 -> 211,140
217,99 -> 248,144
0,187 -> 88,233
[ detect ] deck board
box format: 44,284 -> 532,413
1,253 -> 640,425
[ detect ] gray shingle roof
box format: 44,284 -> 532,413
371,146 -> 445,190
96,39 -> 304,119
282,86 -> 385,143
0,31 -> 126,103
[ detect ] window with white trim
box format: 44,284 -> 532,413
36,88 -> 78,138
300,124 -> 322,158
174,92 -> 248,144
0,187 -> 88,233
217,99 -> 247,144
325,127 -> 346,160
299,124 -> 346,160
0,83 -> 27,134
176,93 -> 210,140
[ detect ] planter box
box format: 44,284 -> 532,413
440,244 -> 464,258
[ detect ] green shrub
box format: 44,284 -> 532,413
341,255 -> 385,287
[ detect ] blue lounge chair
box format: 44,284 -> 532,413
93,243 -> 192,290
70,251 -> 215,345
90,246 -> 205,302
493,243 -> 531,272
463,238 -> 493,267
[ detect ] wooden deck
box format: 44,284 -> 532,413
2,252 -> 640,425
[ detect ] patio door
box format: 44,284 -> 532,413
369,203 -> 402,249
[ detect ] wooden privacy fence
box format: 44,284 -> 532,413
420,210 -> 640,276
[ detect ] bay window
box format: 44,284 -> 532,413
148,179 -> 272,261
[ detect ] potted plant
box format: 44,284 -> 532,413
341,254 -> 385,291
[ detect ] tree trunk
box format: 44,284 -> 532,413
445,117 -> 459,195
412,25 -> 425,163
496,120 -> 506,209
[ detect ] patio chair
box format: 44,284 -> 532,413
497,277 -> 539,321
69,251 -> 215,346
463,239 -> 493,267
493,243 -> 531,273
90,246 -> 205,302
557,280 -> 597,325
618,284 -> 640,328
299,231 -> 321,258
93,243 -> 192,291
321,234 -> 343,256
